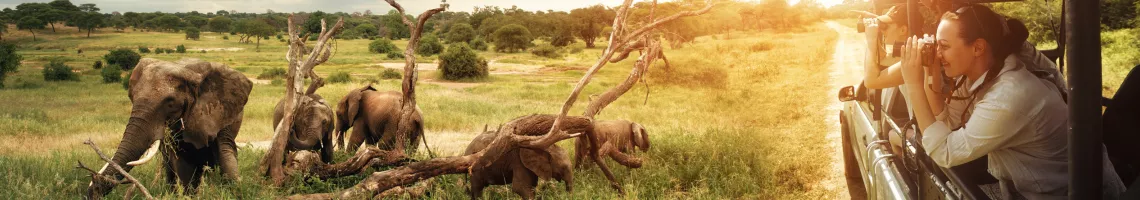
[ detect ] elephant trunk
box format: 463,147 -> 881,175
87,116 -> 162,199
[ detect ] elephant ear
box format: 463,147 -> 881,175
344,84 -> 377,124
631,123 -> 649,151
178,59 -> 253,149
521,146 -> 570,181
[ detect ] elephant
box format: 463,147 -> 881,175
463,123 -> 575,199
574,120 -> 650,169
273,93 -> 335,163
86,58 -> 252,198
335,84 -> 424,154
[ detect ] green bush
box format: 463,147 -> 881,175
258,67 -> 287,79
416,35 -> 444,56
551,30 -> 575,47
176,45 -> 187,53
327,71 -> 353,83
369,38 -> 400,54
223,35 -> 229,40
104,49 -> 141,70
492,24 -> 533,53
387,52 -> 405,59
43,59 -> 79,82
530,44 -> 562,58
185,27 -> 201,40
379,68 -> 402,79
92,61 -> 103,69
122,70 -> 131,89
470,38 -> 489,51
100,64 -> 122,83
438,43 -> 489,81
137,47 -> 150,53
0,43 -> 22,89
445,23 -> 476,43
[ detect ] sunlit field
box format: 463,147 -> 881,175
0,20 -> 844,198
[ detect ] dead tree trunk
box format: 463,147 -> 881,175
385,0 -> 446,158
259,14 -> 345,186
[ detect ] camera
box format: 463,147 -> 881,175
919,36 -> 939,67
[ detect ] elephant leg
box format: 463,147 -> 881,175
321,129 -> 335,163
174,158 -> 204,194
468,176 -> 486,200
347,124 -> 368,152
587,132 -> 624,194
216,121 -> 242,182
511,169 -> 538,200
573,138 -> 590,169
161,143 -> 178,187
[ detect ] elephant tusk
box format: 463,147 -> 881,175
127,140 -> 161,166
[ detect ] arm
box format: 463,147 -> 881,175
862,24 -> 906,89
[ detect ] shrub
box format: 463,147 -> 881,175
122,70 -> 131,89
327,71 -> 353,83
530,44 -> 561,58
569,46 -> 584,54
379,68 -> 401,79
0,43 -> 22,89
492,24 -> 533,53
416,35 -> 444,56
185,27 -> 201,40
258,67 -> 287,79
308,34 -> 318,41
276,34 -> 284,40
43,59 -> 79,82
438,43 -> 489,80
100,64 -> 122,83
387,52 -> 405,59
551,30 -> 575,47
445,23 -> 475,43
137,47 -> 150,53
176,45 -> 187,53
470,38 -> 489,51
223,35 -> 229,40
93,61 -> 103,69
369,38 -> 399,54
104,49 -> 141,70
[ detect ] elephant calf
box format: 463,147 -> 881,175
463,123 -> 575,200
87,58 -> 252,199
335,84 -> 424,154
574,120 -> 650,169
273,93 -> 335,163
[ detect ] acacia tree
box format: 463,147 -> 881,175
570,5 -> 615,48
208,16 -> 232,32
234,19 -> 275,51
75,11 -> 105,38
17,16 -> 45,41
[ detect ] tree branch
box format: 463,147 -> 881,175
82,139 -> 153,200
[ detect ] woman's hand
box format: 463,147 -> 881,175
864,21 -> 881,48
900,36 -> 924,85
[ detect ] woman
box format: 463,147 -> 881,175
857,5 -> 910,89
899,5 -> 1125,199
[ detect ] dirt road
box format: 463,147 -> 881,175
822,20 -> 868,199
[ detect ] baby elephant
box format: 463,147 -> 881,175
464,126 -> 574,199
574,120 -> 650,169
273,94 -> 336,163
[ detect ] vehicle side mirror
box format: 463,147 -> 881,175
838,85 -> 857,102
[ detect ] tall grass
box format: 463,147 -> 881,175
0,23 -> 840,199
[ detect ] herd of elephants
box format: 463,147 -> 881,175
82,58 -> 652,199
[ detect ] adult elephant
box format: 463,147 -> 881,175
335,84 -> 424,154
272,93 -> 335,163
86,58 -> 252,199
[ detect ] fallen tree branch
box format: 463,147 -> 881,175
81,139 -> 153,200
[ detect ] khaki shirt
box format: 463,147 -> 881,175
921,53 -> 1126,199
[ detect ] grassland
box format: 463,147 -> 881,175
0,21 -> 834,199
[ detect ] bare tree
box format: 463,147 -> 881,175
259,14 -> 345,185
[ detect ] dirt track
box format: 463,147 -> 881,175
822,20 -> 868,200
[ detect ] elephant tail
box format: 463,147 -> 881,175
417,119 -> 435,159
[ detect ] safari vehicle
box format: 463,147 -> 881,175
836,0 -> 1140,199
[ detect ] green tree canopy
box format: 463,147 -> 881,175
445,23 -> 475,43
492,24 -> 532,53
75,11 -> 105,38
208,16 -> 232,32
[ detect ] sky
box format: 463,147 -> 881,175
0,0 -> 845,14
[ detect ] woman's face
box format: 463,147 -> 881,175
935,19 -> 977,77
